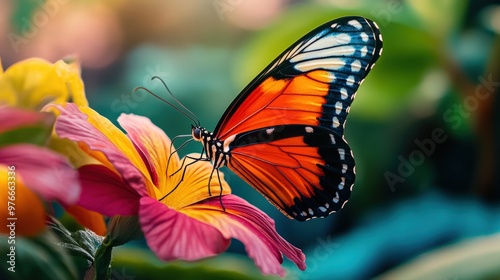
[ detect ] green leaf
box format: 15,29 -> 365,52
406,0 -> 469,37
0,230 -> 78,280
107,216 -> 142,246
110,247 -> 272,280
0,123 -> 53,148
353,21 -> 439,119
94,236 -> 113,280
48,217 -> 104,265
47,217 -> 111,279
233,5 -> 348,90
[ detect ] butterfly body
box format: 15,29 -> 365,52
192,16 -> 383,221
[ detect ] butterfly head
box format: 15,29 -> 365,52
191,125 -> 203,141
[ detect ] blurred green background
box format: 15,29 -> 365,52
2,0 -> 500,279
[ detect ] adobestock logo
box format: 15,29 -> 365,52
385,74 -> 499,191
385,128 -> 447,191
111,65 -> 169,113
286,235 -> 339,280
213,0 -> 242,21
443,75 -> 500,130
7,0 -> 69,53
370,0 -> 404,27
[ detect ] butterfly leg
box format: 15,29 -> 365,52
216,168 -> 225,211
170,148 -> 206,177
207,167 -> 215,196
166,137 -> 195,175
159,154 -> 210,201
205,166 -> 226,211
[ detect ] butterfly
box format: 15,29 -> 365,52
167,16 -> 383,221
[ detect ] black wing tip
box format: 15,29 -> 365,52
286,187 -> 353,222
286,129 -> 355,221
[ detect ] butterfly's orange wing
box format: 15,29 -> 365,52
216,16 -> 383,220
228,125 -> 355,220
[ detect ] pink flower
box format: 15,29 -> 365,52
54,103 -> 306,276
0,106 -> 80,236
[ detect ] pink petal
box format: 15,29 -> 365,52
185,195 -> 306,277
0,106 -> 54,134
0,144 -> 80,204
117,113 -> 178,189
55,104 -> 148,197
78,165 -> 140,216
139,196 -> 230,261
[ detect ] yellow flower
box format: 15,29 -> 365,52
0,56 -> 105,236
0,57 -> 88,109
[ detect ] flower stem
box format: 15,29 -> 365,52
94,236 -> 113,280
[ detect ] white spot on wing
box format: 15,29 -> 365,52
308,208 -> 314,215
379,34 -> 383,41
292,46 -> 355,63
276,56 -> 286,68
346,75 -> 355,86
348,20 -> 362,29
289,40 -> 305,57
319,206 -> 327,212
338,148 -> 345,160
335,101 -> 343,114
336,46 -> 356,56
266,128 -> 275,135
332,117 -> 340,128
340,88 -> 348,100
339,177 -> 345,190
360,46 -> 368,57
379,48 -> 383,56
342,163 -> 348,174
305,126 -> 314,133
333,192 -> 340,203
360,32 -> 368,42
331,23 -> 338,28
325,203 -> 330,208
327,72 -> 336,82
294,58 -> 346,72
351,60 -> 362,72
303,33 -> 352,52
329,134 -> 336,144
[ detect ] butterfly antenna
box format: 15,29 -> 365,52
134,85 -> 199,126
169,134 -> 192,154
151,76 -> 201,126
